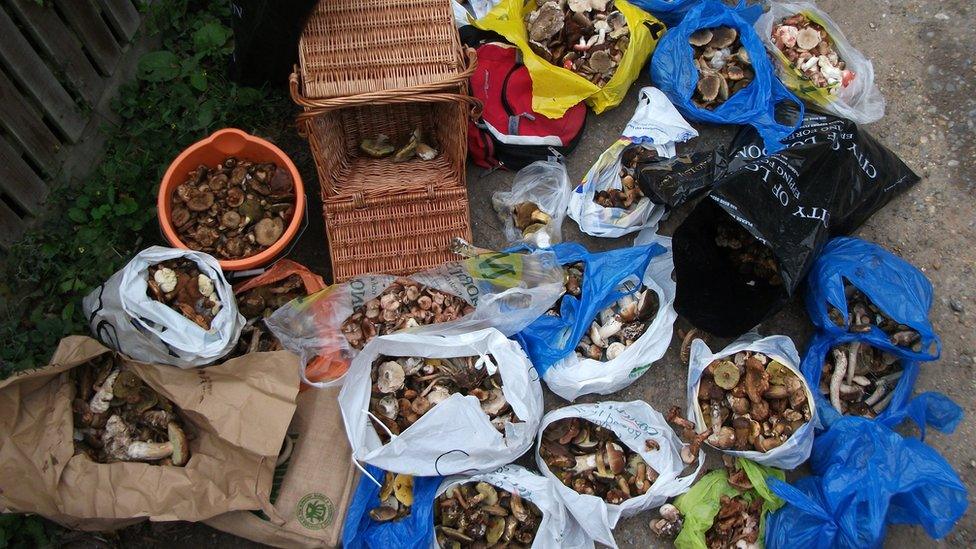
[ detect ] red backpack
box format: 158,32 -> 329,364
468,42 -> 587,170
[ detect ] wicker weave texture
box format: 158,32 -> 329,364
298,0 -> 464,99
324,186 -> 472,282
305,99 -> 467,198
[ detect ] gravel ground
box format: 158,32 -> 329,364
84,1 -> 974,547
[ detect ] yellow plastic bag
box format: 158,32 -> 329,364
672,459 -> 785,549
475,0 -> 664,117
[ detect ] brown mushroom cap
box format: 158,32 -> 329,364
254,217 -> 285,246
171,206 -> 191,228
225,187 -> 245,207
689,28 -> 714,47
712,360 -> 741,390
268,167 -> 293,195
708,26 -> 738,49
186,191 -> 215,212
220,210 -> 242,229
168,422 -> 189,466
697,72 -> 723,102
604,442 -> 626,474
513,201 -> 540,230
726,64 -> 746,81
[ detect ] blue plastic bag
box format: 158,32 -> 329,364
650,0 -> 804,153
800,332 -> 962,436
342,465 -> 442,549
805,236 -> 941,361
629,0 -> 700,26
511,241 -> 666,376
765,417 -> 968,548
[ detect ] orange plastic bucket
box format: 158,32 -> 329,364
158,128 -> 306,271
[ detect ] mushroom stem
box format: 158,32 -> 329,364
845,342 -> 860,386
829,348 -> 848,413
872,391 -> 895,413
864,383 -> 887,407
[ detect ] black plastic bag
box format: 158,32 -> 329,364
635,149 -> 724,211
229,0 -> 317,86
673,107 -> 920,336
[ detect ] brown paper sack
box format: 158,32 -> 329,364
0,336 -> 299,530
205,386 -> 359,548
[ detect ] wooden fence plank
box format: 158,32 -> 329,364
96,0 -> 141,41
54,0 -> 123,75
8,0 -> 105,106
0,138 -> 49,215
0,70 -> 61,173
0,9 -> 86,142
0,197 -> 27,248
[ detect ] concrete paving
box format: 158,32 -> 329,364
134,1 -> 974,546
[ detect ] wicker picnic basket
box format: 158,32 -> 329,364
292,0 -> 480,282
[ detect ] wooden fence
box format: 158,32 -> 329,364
0,0 -> 146,249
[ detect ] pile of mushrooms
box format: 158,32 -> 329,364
435,482 -> 542,547
369,472 -> 415,522
341,279 -> 475,350
147,258 -> 221,330
772,13 -> 854,92
715,216 -> 782,286
231,274 -> 305,356
827,282 -> 923,351
360,128 -> 439,162
545,261 -> 584,316
593,145 -> 654,210
689,26 -> 754,109
512,201 -> 554,246
524,0 -> 630,87
170,157 -> 295,260
575,285 -> 659,361
666,407 -> 710,466
540,417 -> 659,504
72,355 -> 189,466
649,503 -> 684,539
821,342 -> 902,417
692,350 -> 812,454
368,354 -> 516,443
705,494 -> 762,548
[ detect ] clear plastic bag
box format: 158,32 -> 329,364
756,2 -> 884,125
492,160 -> 571,249
265,249 -> 565,387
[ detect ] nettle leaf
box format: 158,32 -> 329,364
67,208 -> 87,223
190,70 -> 208,91
193,22 -> 231,54
138,51 -> 181,82
236,87 -> 264,107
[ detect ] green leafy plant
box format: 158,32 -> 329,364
0,0 -> 291,377
0,515 -> 52,548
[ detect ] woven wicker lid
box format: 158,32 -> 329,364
298,0 -> 465,99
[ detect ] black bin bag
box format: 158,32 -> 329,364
673,106 -> 920,336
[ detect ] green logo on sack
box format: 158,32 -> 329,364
296,492 -> 335,530
628,363 -> 651,378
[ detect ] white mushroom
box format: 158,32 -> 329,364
402,356 -> 424,375
598,318 -> 623,340
197,274 -> 215,298
589,321 -> 607,348
89,368 -> 120,414
795,27 -> 821,50
153,267 -> 178,293
377,395 -> 399,419
376,361 -> 406,393
427,385 -> 451,406
606,342 -> 627,360
480,388 -> 508,416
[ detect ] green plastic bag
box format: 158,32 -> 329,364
475,0 -> 665,117
673,459 -> 785,549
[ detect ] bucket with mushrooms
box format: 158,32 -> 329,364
805,237 -> 940,362
539,236 -> 677,402
338,328 -> 543,477
0,336 -> 300,526
757,2 -> 884,124
159,128 -> 306,271
433,464 -> 591,549
535,401 -> 702,548
686,335 -> 817,470
264,250 -> 565,387
83,246 -> 245,368
475,0 -> 663,116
